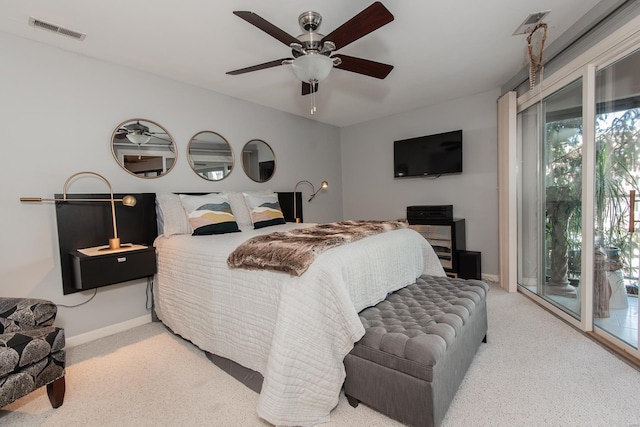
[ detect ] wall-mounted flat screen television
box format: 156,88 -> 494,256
393,130 -> 463,177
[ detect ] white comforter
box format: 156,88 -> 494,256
153,223 -> 444,426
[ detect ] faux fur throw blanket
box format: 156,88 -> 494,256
227,220 -> 408,276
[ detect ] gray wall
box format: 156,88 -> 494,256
1,32 -> 342,338
2,30 -> 501,340
340,89 -> 500,276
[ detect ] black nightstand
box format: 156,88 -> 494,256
70,246 -> 157,291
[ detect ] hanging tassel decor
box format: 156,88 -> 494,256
527,22 -> 548,91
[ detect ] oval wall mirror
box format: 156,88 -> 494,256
187,131 -> 234,181
242,139 -> 275,183
111,118 -> 176,178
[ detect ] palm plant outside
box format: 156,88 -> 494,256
546,108 -> 640,284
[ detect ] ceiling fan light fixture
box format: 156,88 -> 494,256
291,54 -> 333,83
126,133 -> 151,145
228,3 -> 394,116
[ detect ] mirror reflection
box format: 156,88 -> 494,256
188,131 -> 234,181
111,118 -> 176,178
242,139 -> 275,183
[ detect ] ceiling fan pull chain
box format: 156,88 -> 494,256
311,80 -> 317,114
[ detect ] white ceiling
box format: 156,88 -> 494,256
0,0 -> 603,127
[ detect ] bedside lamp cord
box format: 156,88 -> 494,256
57,288 -> 98,308
55,277 -> 154,310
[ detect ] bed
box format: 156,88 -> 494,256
152,191 -> 446,426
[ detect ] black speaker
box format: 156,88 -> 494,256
406,205 -> 453,223
458,250 -> 481,280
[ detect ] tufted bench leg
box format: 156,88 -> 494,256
47,376 -> 65,408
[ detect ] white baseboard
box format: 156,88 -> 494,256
66,314 -> 152,348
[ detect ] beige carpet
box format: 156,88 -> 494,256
2,283 -> 640,426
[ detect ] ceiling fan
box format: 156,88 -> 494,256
226,2 -> 394,113
114,121 -> 170,145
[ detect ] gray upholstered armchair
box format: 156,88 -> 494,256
0,297 -> 65,408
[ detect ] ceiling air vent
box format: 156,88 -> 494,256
512,10 -> 550,36
28,17 -> 86,40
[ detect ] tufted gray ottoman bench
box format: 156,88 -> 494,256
344,274 -> 489,427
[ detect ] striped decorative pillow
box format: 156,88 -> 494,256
243,192 -> 286,229
179,194 -> 240,235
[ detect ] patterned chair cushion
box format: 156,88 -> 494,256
0,298 -> 57,333
0,350 -> 65,407
0,327 -> 65,378
0,297 -> 65,408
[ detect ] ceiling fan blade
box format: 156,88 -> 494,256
321,2 -> 394,50
333,54 -> 393,79
226,58 -> 292,75
302,82 -> 319,96
233,11 -> 299,47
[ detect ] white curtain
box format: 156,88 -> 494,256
497,91 -> 517,292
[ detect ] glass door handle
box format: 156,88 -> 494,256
631,189 -> 637,232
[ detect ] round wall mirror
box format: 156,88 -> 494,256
242,139 -> 275,183
111,118 -> 176,178
187,131 -> 234,181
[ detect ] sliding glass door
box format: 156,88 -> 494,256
517,48 -> 640,356
592,49 -> 640,349
543,80 -> 584,316
518,79 -> 584,319
517,103 -> 542,293
510,12 -> 640,362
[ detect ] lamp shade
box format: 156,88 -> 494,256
291,54 -> 333,83
126,133 -> 151,145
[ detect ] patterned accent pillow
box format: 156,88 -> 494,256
243,192 -> 287,229
179,194 -> 240,235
